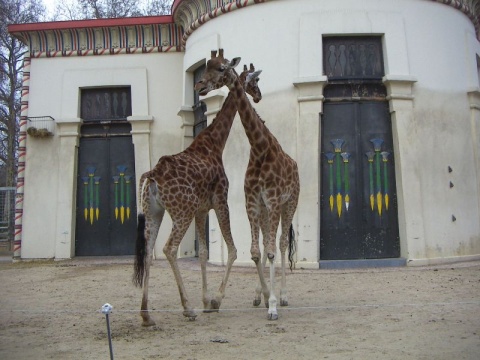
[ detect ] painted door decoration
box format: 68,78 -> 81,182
75,126 -> 136,256
320,101 -> 400,260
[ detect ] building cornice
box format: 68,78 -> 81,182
172,0 -> 270,46
172,0 -> 480,43
8,16 -> 184,58
7,0 -> 480,58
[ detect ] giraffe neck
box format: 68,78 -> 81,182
189,91 -> 237,154
230,77 -> 270,152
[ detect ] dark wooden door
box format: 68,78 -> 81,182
320,101 -> 400,260
75,124 -> 136,256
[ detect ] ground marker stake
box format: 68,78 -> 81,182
101,303 -> 114,360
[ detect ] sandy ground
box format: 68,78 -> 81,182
0,257 -> 479,360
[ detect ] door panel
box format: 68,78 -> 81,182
320,101 -> 399,260
76,134 -> 136,256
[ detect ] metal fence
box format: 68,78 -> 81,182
0,187 -> 15,250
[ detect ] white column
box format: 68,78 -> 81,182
128,116 -> 154,197
54,118 -> 81,259
467,89 -> 480,229
177,106 -> 195,150
383,75 -> 420,264
293,76 -> 328,269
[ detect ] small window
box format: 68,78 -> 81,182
323,36 -> 384,81
193,65 -> 207,137
81,87 -> 132,122
477,54 -> 480,87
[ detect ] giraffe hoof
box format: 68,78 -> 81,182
141,318 -> 156,327
211,299 -> 220,310
183,310 -> 197,320
280,299 -> 289,307
267,313 -> 278,321
203,299 -> 220,313
253,298 -> 261,307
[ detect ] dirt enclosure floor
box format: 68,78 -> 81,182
0,257 -> 479,360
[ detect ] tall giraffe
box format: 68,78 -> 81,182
133,57 -> 262,326
195,50 -> 300,320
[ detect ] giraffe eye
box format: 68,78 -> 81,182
218,65 -> 226,72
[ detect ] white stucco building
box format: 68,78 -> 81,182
8,0 -> 480,268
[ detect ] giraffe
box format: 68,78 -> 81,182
132,56 -> 262,326
195,49 -> 300,320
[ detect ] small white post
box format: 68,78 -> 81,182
101,303 -> 114,360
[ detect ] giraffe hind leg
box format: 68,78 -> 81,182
254,206 -> 270,307
135,177 -> 165,326
267,257 -> 278,320
279,199 -> 298,307
265,205 -> 281,320
139,212 -> 163,326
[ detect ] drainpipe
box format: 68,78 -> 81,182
13,56 -> 31,259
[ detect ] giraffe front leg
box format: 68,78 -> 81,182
254,211 -> 269,307
254,250 -> 269,307
163,221 -> 197,320
211,204 -> 237,311
195,213 -> 215,312
279,226 -> 289,307
250,220 -> 270,307
279,251 -> 288,307
265,206 -> 281,320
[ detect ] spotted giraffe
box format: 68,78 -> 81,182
133,57 -> 262,326
195,49 -> 300,320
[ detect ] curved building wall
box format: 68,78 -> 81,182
181,0 -> 480,266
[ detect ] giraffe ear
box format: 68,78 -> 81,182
229,57 -> 241,69
245,70 -> 262,85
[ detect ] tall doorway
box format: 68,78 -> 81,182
193,65 -> 209,256
75,87 -> 137,256
320,37 -> 400,260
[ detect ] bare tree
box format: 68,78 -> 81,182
0,0 -> 44,187
141,0 -> 172,16
53,0 -> 173,21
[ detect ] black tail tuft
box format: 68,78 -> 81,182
133,213 -> 146,287
288,224 -> 296,271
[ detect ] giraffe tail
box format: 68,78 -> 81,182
288,224 -> 296,271
133,213 -> 146,287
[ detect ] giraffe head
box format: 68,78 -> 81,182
195,49 -> 262,103
239,63 -> 262,103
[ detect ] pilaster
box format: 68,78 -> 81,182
383,75 -> 421,263
293,75 -> 328,268
54,118 -> 81,259
467,88 -> 480,226
177,106 -> 195,150
128,116 -> 153,208
200,89 -> 227,124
